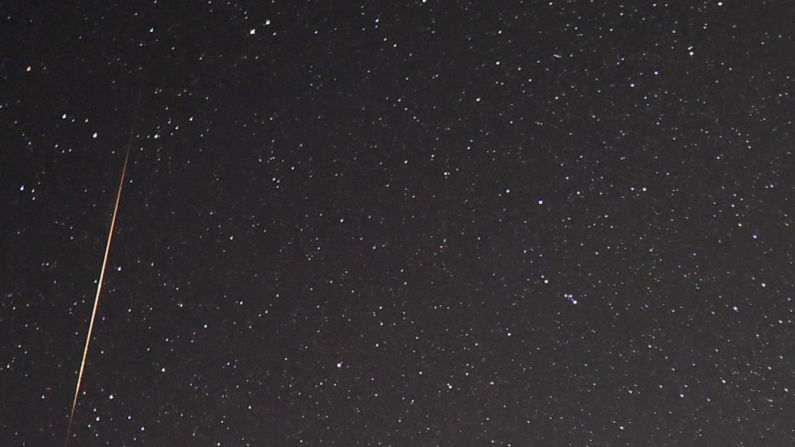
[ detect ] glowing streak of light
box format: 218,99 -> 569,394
63,132 -> 133,447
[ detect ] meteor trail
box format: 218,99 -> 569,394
63,129 -> 134,447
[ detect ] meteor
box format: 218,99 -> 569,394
63,128 -> 134,447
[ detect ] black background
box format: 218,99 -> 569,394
2,1 -> 795,445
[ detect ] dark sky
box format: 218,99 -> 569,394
2,1 -> 795,445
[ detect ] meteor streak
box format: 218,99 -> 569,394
63,129 -> 134,447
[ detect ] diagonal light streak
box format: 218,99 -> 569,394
63,131 -> 133,447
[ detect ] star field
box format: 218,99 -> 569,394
2,1 -> 795,445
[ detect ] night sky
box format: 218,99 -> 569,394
3,1 -> 795,446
